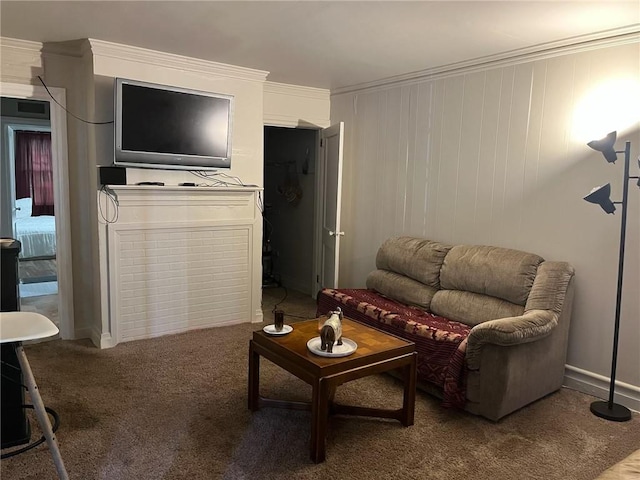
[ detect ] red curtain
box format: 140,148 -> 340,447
14,131 -> 54,216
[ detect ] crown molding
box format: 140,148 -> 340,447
263,112 -> 329,129
86,39 -> 269,83
41,39 -> 90,58
0,37 -> 42,52
0,37 -> 44,84
264,81 -> 329,100
332,26 -> 640,96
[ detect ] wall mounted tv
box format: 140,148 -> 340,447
114,78 -> 233,170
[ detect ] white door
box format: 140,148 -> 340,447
315,122 -> 344,291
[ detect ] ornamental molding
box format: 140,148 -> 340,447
87,39 -> 269,82
332,27 -> 640,96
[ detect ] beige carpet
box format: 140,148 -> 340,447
2,287 -> 639,480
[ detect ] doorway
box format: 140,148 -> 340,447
263,126 -> 318,296
0,83 -> 73,339
0,100 -> 59,323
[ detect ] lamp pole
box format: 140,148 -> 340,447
589,140 -> 632,422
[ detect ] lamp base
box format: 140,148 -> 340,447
590,400 -> 632,422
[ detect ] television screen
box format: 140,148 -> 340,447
114,78 -> 233,170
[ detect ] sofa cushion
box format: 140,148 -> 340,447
366,269 -> 437,309
430,290 -> 524,326
375,236 -> 452,289
440,245 -> 544,306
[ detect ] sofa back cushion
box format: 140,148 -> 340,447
375,236 -> 452,288
430,245 -> 543,326
439,245 -> 544,306
366,237 -> 452,310
366,269 -> 437,309
430,290 -> 524,326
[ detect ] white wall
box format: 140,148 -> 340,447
2,36 -> 332,342
88,39 -> 268,187
65,40 -> 269,343
331,38 -> 640,408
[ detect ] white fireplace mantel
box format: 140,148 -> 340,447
96,185 -> 264,348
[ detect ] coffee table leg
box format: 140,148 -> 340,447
248,340 -> 260,411
310,377 -> 330,463
401,352 -> 417,426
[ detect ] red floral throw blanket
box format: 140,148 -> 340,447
317,288 -> 470,409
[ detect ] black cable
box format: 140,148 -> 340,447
0,405 -> 61,459
272,286 -> 288,313
264,285 -> 317,320
37,76 -> 114,125
98,185 -> 119,224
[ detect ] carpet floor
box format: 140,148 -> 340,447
1,288 -> 639,479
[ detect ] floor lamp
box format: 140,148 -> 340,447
584,130 -> 639,422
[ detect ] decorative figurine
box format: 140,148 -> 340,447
320,307 -> 343,353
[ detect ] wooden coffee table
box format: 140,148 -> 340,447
248,317 -> 417,463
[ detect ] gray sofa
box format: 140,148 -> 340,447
317,236 -> 575,421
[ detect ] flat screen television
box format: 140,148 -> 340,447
114,78 -> 233,170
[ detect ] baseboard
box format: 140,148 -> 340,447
564,365 -> 640,413
84,327 -> 116,349
73,326 -> 93,341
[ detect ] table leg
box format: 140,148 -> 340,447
401,352 -> 417,427
248,340 -> 260,411
310,377 -> 330,463
16,345 -> 69,480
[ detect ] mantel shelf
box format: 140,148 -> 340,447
104,185 -> 262,193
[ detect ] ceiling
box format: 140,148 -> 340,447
1,1 -> 639,90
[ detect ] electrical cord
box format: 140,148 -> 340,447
267,286 -> 315,320
0,405 -> 61,459
189,171 -> 259,188
37,76 -> 114,125
98,185 -> 119,224
272,286 -> 288,313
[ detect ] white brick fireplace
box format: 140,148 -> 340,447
96,185 -> 263,348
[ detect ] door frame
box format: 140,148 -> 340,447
262,122 -> 329,298
1,82 -> 74,339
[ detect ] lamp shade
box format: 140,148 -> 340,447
587,131 -> 618,163
584,183 -> 616,214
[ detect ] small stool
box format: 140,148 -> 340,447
0,312 -> 69,480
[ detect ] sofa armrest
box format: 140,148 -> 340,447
465,309 -> 558,369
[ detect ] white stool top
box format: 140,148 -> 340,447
0,312 -> 59,343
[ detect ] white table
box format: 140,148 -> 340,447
0,312 -> 68,480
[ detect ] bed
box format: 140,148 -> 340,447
14,197 -> 56,260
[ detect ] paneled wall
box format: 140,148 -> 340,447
331,39 -> 640,407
